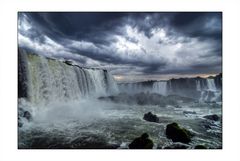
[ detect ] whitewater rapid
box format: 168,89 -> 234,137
18,97 -> 222,149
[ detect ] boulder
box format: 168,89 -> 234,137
129,133 -> 153,149
23,111 -> 32,121
166,122 -> 191,144
18,108 -> 32,128
143,112 -> 159,123
203,114 -> 219,121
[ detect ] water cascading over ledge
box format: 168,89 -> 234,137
118,75 -> 222,102
118,81 -> 168,96
18,48 -> 118,105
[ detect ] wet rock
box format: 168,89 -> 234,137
166,122 -> 191,144
194,145 -> 207,149
163,143 -> 190,149
23,111 -> 32,121
203,114 -> 219,121
18,108 -> 32,128
143,112 -> 159,123
129,133 -> 153,149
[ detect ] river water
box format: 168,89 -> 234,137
18,97 -> 222,149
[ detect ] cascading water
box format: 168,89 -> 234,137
196,80 -> 204,102
152,81 -> 167,95
207,79 -> 217,91
118,83 -> 150,94
118,81 -> 168,95
118,78 -> 221,102
196,80 -> 201,91
18,49 -> 118,105
198,79 -> 220,102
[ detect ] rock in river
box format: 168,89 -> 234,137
129,133 -> 154,149
143,112 -> 159,123
203,114 -> 220,121
166,122 -> 191,144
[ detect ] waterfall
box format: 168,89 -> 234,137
168,80 -> 172,92
118,81 -> 167,95
196,80 -> 201,91
18,49 -> 118,105
152,81 -> 167,95
198,79 -> 219,102
207,79 -> 217,91
118,83 -> 150,94
118,77 -> 221,102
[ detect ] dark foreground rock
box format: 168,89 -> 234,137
129,133 -> 153,149
203,114 -> 220,121
23,111 -> 32,121
18,108 -> 32,127
19,108 -> 32,121
143,112 -> 159,123
166,123 -> 191,144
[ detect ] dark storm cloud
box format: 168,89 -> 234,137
170,12 -> 222,40
18,12 -> 222,78
20,12 -> 128,45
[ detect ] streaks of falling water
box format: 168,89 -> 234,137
207,79 -> 217,91
19,51 -> 119,106
152,81 -> 167,95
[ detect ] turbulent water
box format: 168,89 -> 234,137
19,98 -> 222,149
18,49 -> 222,149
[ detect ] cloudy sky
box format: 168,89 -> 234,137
18,12 -> 222,82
